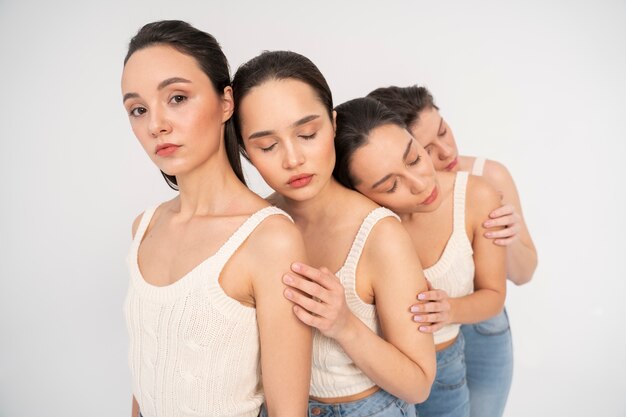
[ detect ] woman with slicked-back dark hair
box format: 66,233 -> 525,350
233,51 -> 436,417
121,21 -> 311,417
333,96 -> 507,417
368,85 -> 537,417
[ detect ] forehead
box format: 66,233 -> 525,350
409,107 -> 440,141
351,124 -> 411,181
121,44 -> 207,92
238,78 -> 326,132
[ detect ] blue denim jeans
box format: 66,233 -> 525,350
415,332 -> 469,417
461,308 -> 513,417
261,389 -> 414,417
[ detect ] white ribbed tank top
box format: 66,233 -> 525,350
124,205 -> 291,417
309,207 -> 400,398
423,172 -> 475,344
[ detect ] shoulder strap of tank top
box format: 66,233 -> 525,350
341,207 -> 400,285
471,157 -> 486,176
211,206 -> 293,273
453,171 -> 469,233
132,205 -> 159,246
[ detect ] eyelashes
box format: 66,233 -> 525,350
387,181 -> 398,193
407,155 -> 421,167
259,132 -> 317,153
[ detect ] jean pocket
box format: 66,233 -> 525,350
434,349 -> 466,390
473,309 -> 510,336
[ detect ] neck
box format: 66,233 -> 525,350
280,177 -> 346,227
172,154 -> 247,218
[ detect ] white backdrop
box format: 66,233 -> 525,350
1,1 -> 625,416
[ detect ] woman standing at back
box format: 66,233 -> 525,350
232,51 -> 436,417
121,21 -> 311,417
332,96 -> 507,417
368,85 -> 537,417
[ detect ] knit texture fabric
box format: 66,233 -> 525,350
423,172 -> 475,345
125,206 -> 291,417
309,207 -> 400,398
471,157 -> 486,176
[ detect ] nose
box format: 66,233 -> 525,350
282,141 -> 305,169
436,141 -> 453,160
148,106 -> 172,138
407,172 -> 429,195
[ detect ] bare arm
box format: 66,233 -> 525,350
251,217 -> 312,417
284,218 -> 436,404
482,160 -> 538,285
131,396 -> 139,417
449,176 -> 507,324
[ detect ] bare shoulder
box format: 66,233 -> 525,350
364,214 -> 414,262
467,174 -> 501,208
483,159 -> 516,190
246,213 -> 306,265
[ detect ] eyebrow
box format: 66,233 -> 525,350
248,114 -> 320,141
437,117 -> 444,134
372,137 -> 412,189
122,77 -> 192,103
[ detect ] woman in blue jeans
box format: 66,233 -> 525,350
331,97 -> 507,417
368,85 -> 538,417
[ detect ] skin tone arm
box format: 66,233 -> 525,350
481,160 -> 537,285
131,397 -> 139,417
283,218 -> 436,404
249,216 -> 312,417
412,177 -> 507,331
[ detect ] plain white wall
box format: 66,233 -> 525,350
1,1 -> 625,416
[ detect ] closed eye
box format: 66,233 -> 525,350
260,143 -> 277,152
386,180 -> 398,193
407,155 -> 421,166
299,133 -> 317,140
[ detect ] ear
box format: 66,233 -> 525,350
332,110 -> 337,133
221,86 -> 234,123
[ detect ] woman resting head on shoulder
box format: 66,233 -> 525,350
232,50 -> 436,416
367,85 -> 537,285
333,96 -> 506,417
121,20 -> 311,417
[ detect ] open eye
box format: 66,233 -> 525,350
170,95 -> 187,104
129,107 -> 147,117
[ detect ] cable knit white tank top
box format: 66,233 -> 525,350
309,207 -> 400,398
124,205 -> 291,417
423,172 -> 475,345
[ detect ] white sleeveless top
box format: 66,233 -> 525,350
423,172 -> 475,344
309,207 -> 400,398
471,157 -> 486,176
124,205 -> 291,417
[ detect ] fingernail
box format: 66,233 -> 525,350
418,293 -> 426,300
484,221 -> 492,227
485,232 -> 493,238
414,315 -> 423,322
419,326 -> 427,331
284,289 -> 293,299
283,274 -> 293,284
410,306 -> 420,313
291,263 -> 301,272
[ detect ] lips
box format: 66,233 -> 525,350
420,186 -> 439,205
444,157 -> 458,171
287,174 -> 313,188
156,143 -> 180,157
